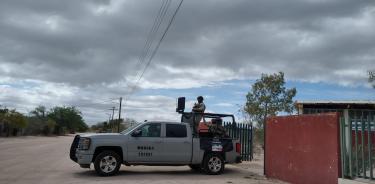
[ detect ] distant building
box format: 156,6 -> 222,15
296,101 -> 375,181
296,100 -> 375,119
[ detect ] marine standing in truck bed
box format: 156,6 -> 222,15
192,96 -> 206,132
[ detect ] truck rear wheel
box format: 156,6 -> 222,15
202,153 -> 224,175
94,150 -> 121,176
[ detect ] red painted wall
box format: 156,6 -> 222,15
265,113 -> 341,184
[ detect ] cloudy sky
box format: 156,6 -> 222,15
0,0 -> 374,125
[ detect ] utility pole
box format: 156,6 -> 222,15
108,107 -> 116,132
118,97 -> 122,133
106,113 -> 112,129
111,107 -> 115,121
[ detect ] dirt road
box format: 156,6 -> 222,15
0,135 -> 281,184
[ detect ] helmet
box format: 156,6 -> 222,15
197,96 -> 204,102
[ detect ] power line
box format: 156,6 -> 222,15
128,0 -> 184,97
121,0 -> 183,120
137,0 -> 183,85
125,0 -> 171,90
136,0 -> 171,71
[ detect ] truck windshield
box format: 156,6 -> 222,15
120,123 -> 142,135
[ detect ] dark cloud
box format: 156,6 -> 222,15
1,0 -> 375,123
0,0 -> 374,87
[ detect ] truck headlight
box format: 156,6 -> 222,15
78,137 -> 91,150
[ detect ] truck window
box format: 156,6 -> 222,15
166,124 -> 187,138
139,123 -> 161,137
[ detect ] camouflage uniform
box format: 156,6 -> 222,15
208,118 -> 227,138
192,102 -> 206,133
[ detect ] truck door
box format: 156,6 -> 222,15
162,124 -> 192,163
127,123 -> 164,162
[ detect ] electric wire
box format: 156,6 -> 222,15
128,0 -> 183,97
126,0 -> 171,89
136,0 -> 171,71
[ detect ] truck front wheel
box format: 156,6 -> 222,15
94,150 -> 121,176
203,153 -> 224,175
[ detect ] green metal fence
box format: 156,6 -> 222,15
340,111 -> 375,180
223,122 -> 253,161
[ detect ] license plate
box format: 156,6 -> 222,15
212,144 -> 223,152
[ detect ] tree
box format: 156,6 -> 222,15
0,107 -> 8,123
31,105 -> 47,118
25,106 -> 56,135
0,107 -> 9,136
47,106 -> 88,134
244,72 -> 296,144
8,110 -> 27,136
43,119 -> 56,135
90,121 -> 109,133
369,70 -> 375,88
0,108 -> 27,136
91,118 -> 138,133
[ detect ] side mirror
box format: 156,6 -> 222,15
176,97 -> 185,113
131,129 -> 142,137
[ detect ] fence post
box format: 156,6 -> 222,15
251,124 -> 254,160
223,121 -> 253,161
247,124 -> 251,161
240,123 -> 245,158
367,115 -> 373,179
349,116 -> 353,178
355,115 -> 359,177
340,117 -> 347,178
231,122 -> 235,139
245,124 -> 251,161
361,115 -> 366,178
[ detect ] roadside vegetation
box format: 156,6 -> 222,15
244,72 -> 297,149
0,105 -> 88,137
369,70 -> 375,88
1,71 -> 297,140
90,118 -> 137,133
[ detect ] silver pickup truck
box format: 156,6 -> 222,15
70,120 -> 242,176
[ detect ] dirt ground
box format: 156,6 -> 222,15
0,135 -> 284,184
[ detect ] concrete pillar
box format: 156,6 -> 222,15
298,104 -> 303,115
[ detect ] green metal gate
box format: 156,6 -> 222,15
223,122 -> 253,161
340,110 -> 375,180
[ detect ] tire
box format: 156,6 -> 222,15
189,164 -> 202,171
202,153 -> 225,175
94,150 -> 122,176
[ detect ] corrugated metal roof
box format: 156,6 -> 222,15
296,100 -> 375,105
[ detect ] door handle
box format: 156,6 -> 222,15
183,141 -> 190,144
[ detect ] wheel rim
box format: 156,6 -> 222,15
99,156 -> 117,173
208,156 -> 222,173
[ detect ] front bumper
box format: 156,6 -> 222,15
75,150 -> 93,165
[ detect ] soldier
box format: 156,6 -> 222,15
192,96 -> 206,133
209,118 -> 227,138
192,96 -> 206,113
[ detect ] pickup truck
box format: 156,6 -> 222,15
70,120 -> 242,176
